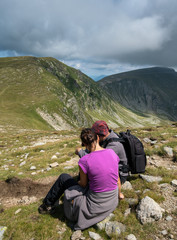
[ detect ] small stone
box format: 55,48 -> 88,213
24,153 -> 29,159
89,231 -> 102,240
96,213 -> 115,230
143,138 -> 151,143
0,226 -> 7,239
19,161 -> 26,167
171,180 -> 177,187
166,215 -> 173,221
49,162 -> 59,168
124,208 -> 131,217
64,166 -> 74,169
31,172 -> 37,175
46,167 -> 51,171
122,181 -> 133,190
71,230 -> 82,240
151,140 -> 157,145
140,174 -> 162,183
126,234 -> 137,240
30,166 -> 36,170
161,230 -> 168,236
164,147 -> 173,157
55,152 -> 60,156
51,155 -> 57,160
15,208 -> 22,214
105,221 -> 126,237
18,172 -> 23,175
40,150 -> 45,152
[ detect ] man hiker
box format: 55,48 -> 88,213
76,120 -> 129,199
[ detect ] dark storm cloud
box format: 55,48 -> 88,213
0,0 -> 177,75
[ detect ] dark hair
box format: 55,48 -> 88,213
80,128 -> 97,147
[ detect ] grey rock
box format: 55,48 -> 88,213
124,208 -> 131,217
96,213 -> 115,230
126,234 -> 137,240
49,162 -> 59,168
64,166 -> 74,169
51,155 -> 58,160
19,161 -> 26,167
171,179 -> 177,187
166,215 -> 173,221
46,167 -> 51,171
151,140 -> 157,145
71,230 -> 82,240
88,231 -> 102,240
161,230 -> 168,236
105,221 -> 126,237
143,138 -> 151,143
0,226 -> 7,240
122,181 -> 133,190
15,208 -> 22,215
136,196 -> 163,224
140,174 -> 162,183
30,166 -> 36,170
164,147 -> 173,157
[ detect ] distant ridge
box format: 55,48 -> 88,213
98,67 -> 177,121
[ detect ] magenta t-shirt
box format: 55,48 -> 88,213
78,149 -> 119,192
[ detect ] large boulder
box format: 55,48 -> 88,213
136,196 -> 163,224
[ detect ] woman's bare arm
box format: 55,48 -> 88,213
78,166 -> 88,188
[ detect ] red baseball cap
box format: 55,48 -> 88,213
91,120 -> 109,136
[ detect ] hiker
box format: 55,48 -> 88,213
39,128 -> 120,230
76,120 -> 129,199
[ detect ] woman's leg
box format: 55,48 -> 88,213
43,173 -> 78,206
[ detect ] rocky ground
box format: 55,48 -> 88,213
0,155 -> 176,240
0,125 -> 177,240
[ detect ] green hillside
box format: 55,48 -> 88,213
0,57 -> 170,130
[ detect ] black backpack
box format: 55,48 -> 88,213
105,130 -> 147,174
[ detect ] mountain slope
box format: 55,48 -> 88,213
99,67 -> 177,121
0,57 -> 170,130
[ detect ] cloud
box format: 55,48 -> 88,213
0,0 -> 177,76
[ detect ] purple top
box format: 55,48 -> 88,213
78,149 -> 119,192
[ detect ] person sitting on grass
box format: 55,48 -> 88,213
38,128 -> 120,230
76,120 -> 128,199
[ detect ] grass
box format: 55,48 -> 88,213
0,123 -> 177,239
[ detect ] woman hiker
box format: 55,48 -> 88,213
38,128 -> 120,230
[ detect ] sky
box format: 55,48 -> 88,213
0,0 -> 177,80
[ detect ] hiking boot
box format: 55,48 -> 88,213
38,203 -> 55,214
